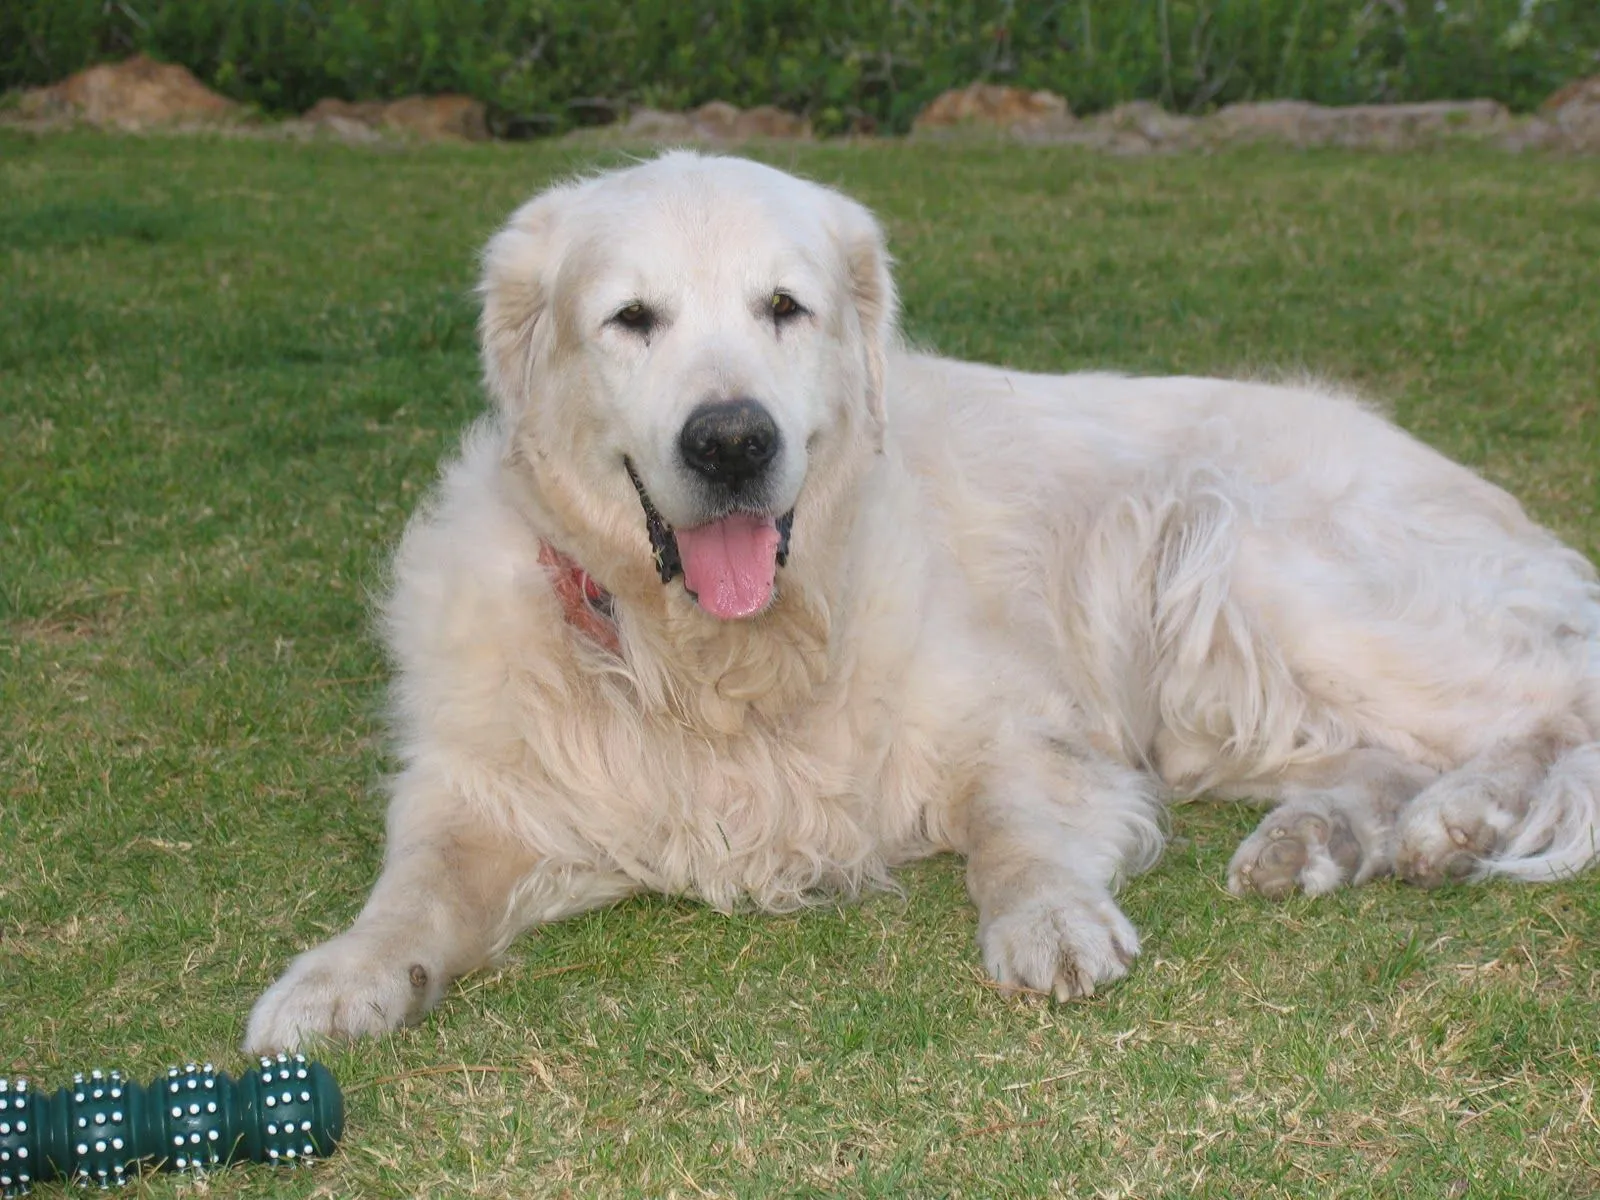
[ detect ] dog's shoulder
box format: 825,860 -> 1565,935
382,417 -> 575,693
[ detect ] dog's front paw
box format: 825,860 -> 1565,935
977,886 -> 1140,1001
243,931 -> 443,1054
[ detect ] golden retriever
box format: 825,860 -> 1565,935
245,153 -> 1599,1051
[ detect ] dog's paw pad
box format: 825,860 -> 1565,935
1229,805 -> 1361,899
1396,785 -> 1515,887
978,889 -> 1139,1001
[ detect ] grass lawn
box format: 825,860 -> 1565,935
2,132 -> 1598,1198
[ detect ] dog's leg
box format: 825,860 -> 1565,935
958,733 -> 1163,1000
244,774 -> 636,1052
1227,749 -> 1437,898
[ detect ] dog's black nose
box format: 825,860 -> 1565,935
678,399 -> 780,489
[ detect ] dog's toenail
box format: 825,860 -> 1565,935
1447,826 -> 1470,848
1269,827 -> 1285,839
408,964 -> 429,989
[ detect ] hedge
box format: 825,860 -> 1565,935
4,0 -> 1598,135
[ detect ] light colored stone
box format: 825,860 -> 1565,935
1541,76 -> 1600,113
1540,77 -> 1600,151
303,97 -> 386,126
15,54 -> 236,129
382,94 -> 488,141
681,101 -> 812,140
912,83 -> 1076,139
301,113 -> 386,145
579,101 -> 811,144
1095,100 -> 1198,144
1074,100 -> 1200,153
617,108 -> 699,140
1210,99 -> 1319,142
298,94 -> 487,142
687,100 -> 742,139
1214,100 -> 1510,148
725,104 -> 812,140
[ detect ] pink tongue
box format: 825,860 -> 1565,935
675,513 -> 781,619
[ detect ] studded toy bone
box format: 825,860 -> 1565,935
0,1054 -> 343,1194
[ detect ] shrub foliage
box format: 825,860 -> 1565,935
3,0 -> 1597,134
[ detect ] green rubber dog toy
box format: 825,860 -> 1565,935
0,1054 -> 343,1194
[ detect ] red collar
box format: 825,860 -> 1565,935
538,541 -> 621,655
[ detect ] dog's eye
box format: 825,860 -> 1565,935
611,302 -> 657,335
769,292 -> 804,322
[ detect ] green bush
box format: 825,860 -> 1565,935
3,0 -> 1597,134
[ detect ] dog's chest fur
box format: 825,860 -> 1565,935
501,637 -> 989,912
385,429 -> 995,911
555,562 -> 1006,909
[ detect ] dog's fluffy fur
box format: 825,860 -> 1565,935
245,153 -> 1600,1052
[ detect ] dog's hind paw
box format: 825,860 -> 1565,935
1228,801 -> 1365,899
1395,778 -> 1519,887
243,931 -> 444,1054
977,886 -> 1139,1001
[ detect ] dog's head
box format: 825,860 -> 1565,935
479,152 -> 896,621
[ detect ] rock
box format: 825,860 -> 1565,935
1541,76 -> 1600,113
289,113 -> 385,146
912,84 -> 1076,139
616,108 -> 699,140
1210,99 -> 1318,142
291,99 -> 375,143
1213,100 -> 1509,148
1097,100 -> 1198,143
295,97 -> 386,143
1539,76 -> 1600,151
717,103 -> 812,140
1076,100 -> 1200,153
686,100 -> 743,139
381,94 -> 488,141
303,97 -> 387,126
299,94 -> 488,142
580,101 -> 811,143
14,54 -> 236,129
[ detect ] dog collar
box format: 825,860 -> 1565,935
538,541 -> 620,655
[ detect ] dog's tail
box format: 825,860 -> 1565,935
1482,743 -> 1600,881
1481,659 -> 1600,882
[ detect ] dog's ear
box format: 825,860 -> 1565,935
830,195 -> 898,445
477,185 -> 573,418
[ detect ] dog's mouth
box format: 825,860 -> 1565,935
625,458 -> 794,620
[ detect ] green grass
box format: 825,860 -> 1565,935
2,132 -> 1598,1198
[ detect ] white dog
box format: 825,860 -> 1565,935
245,152 -> 1600,1052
